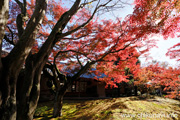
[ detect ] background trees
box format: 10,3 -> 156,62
135,62 -> 180,99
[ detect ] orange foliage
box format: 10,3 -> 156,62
135,63 -> 180,99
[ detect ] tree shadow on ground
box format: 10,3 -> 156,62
34,96 -> 180,120
66,100 -> 127,120
129,95 -> 155,101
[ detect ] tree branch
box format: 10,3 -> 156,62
62,33 -> 90,40
15,0 -> 27,16
72,61 -> 96,80
4,26 -> 15,45
0,0 -> 9,87
4,35 -> 15,46
6,0 -> 47,69
15,0 -> 28,38
76,54 -> 83,68
59,0 -> 101,38
79,0 -> 97,9
54,49 -> 92,61
35,0 -> 81,66
15,0 -> 23,9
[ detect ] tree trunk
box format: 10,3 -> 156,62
25,66 -> 43,120
0,62 -> 20,120
53,81 -> 71,117
17,55 -> 36,120
0,0 -> 9,109
17,54 -> 46,120
52,61 -> 95,117
0,0 -> 47,119
134,86 -> 137,96
0,0 -> 46,119
53,92 -> 65,117
1,0 -> 90,119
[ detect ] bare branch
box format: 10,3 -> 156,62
59,0 -> 121,40
54,49 -> 92,61
59,0 -> 101,38
62,34 -> 90,40
15,0 -> 27,16
6,0 -> 47,69
15,0 -> 28,38
15,0 -> 23,9
36,0 -> 82,65
5,26 -> 15,45
79,0 -> 97,9
76,54 -> 83,68
4,35 -> 15,46
23,0 -> 27,15
16,14 -> 24,38
72,61 -> 96,80
96,43 -> 131,62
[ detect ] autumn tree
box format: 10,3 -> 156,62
155,65 -> 180,99
135,62 -> 180,99
131,0 -> 180,98
134,63 -> 162,95
0,0 -> 140,119
42,0 -> 180,115
167,44 -> 180,61
43,20 -> 142,116
1,0 -> 180,119
46,0 -> 180,116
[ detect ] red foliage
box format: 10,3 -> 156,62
135,63 -> 180,99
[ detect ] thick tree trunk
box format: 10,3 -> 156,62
0,0 -> 47,119
35,1 -> 81,117
25,66 -> 43,120
52,76 -> 72,117
53,92 -> 65,117
0,61 -> 20,120
52,62 -> 95,117
17,54 -> 47,120
2,0 -> 89,119
0,0 -> 9,107
17,55 -> 36,120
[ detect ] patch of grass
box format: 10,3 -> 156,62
34,106 -> 53,119
100,110 -> 113,119
34,106 -> 49,116
34,96 -> 180,120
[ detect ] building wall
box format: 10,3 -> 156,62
97,83 -> 106,97
65,78 -> 106,97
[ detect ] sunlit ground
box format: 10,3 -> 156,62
33,96 -> 180,120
